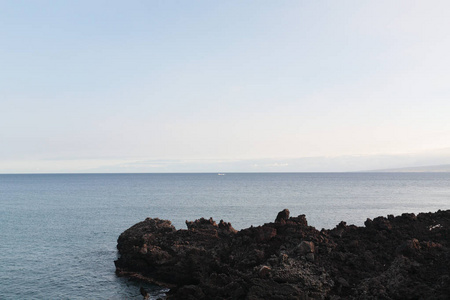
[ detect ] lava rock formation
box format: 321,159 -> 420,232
115,209 -> 450,299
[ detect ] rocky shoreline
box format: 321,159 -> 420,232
115,209 -> 449,299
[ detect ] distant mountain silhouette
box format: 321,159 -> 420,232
369,164 -> 450,172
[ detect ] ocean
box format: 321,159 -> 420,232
1,173 -> 449,299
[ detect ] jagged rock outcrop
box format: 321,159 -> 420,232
115,209 -> 450,299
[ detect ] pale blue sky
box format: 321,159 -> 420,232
2,1 -> 450,172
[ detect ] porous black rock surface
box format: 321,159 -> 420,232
115,209 -> 450,299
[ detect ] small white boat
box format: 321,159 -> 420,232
218,173 -> 225,176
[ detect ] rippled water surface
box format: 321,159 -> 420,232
1,173 -> 449,299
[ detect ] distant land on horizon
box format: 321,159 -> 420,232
368,164 -> 450,173
2,148 -> 450,173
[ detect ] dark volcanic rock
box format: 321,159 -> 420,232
274,208 -> 290,223
115,209 -> 450,299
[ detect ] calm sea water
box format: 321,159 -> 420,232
1,173 -> 449,299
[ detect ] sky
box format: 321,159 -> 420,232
2,1 -> 450,173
